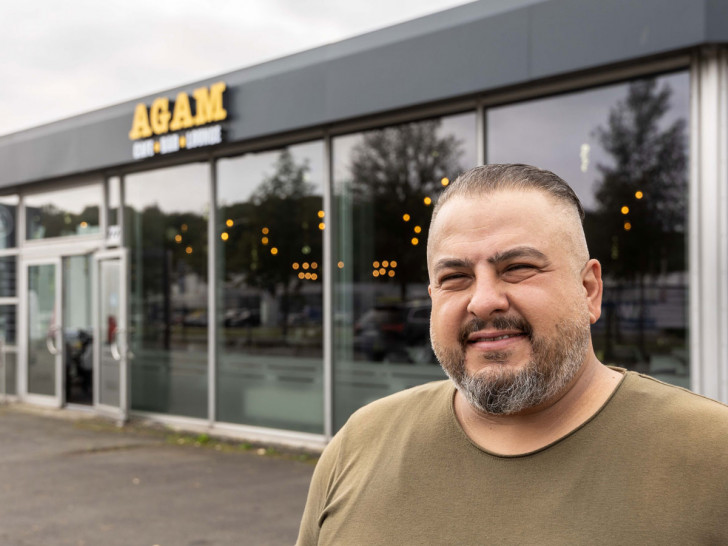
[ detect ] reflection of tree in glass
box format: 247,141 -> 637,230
348,120 -> 464,298
29,204 -> 100,238
222,150 -> 321,336
589,79 -> 687,362
131,203 -> 207,348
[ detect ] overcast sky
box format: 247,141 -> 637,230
0,0 -> 473,137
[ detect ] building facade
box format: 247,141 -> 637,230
0,0 -> 727,448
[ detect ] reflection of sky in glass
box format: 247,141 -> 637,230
108,177 -> 121,209
24,183 -> 102,215
126,163 -> 209,213
217,140 -> 324,206
487,71 -> 689,211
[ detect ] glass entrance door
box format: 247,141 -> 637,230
94,250 -> 128,420
25,259 -> 62,406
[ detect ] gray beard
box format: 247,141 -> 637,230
432,315 -> 590,415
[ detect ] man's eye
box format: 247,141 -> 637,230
440,273 -> 466,284
506,264 -> 534,271
502,264 -> 540,280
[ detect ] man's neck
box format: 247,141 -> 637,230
453,358 -> 624,456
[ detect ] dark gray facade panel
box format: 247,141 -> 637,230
0,0 -> 725,190
225,65 -> 328,142
707,0 -> 728,42
0,116 -> 131,189
322,12 -> 530,121
530,0 -> 703,78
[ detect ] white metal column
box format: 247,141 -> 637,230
323,134 -> 334,440
690,47 -> 728,403
208,159 -> 217,425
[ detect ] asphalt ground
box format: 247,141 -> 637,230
0,403 -> 316,546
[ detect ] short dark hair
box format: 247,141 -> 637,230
432,164 -> 585,224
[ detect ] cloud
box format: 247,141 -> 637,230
0,0 -> 471,135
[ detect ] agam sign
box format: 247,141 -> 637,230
128,82 -> 227,160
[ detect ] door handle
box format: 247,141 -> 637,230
110,328 -> 133,360
46,327 -> 59,355
110,332 -> 121,361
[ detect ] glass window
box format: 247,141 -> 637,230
0,305 -> 16,345
487,71 -> 690,388
0,195 -> 18,249
0,256 -> 16,297
126,163 -> 209,418
0,301 -> 17,395
107,176 -> 121,233
25,184 -> 102,240
63,255 -> 93,405
27,263 -> 57,396
2,350 -> 17,396
216,142 -> 325,433
332,112 -> 477,430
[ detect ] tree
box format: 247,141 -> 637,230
347,120 -> 465,300
221,150 -> 322,338
591,78 -> 688,361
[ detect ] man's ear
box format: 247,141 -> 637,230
582,259 -> 603,324
428,284 -> 432,297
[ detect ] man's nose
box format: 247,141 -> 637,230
466,272 -> 509,319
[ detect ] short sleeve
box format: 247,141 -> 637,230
295,428 -> 344,546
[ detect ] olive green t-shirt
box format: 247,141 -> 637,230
297,372 -> 728,545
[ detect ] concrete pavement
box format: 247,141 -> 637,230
0,404 -> 316,545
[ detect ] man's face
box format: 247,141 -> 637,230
427,189 -> 601,415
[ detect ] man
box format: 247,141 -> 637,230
297,164 -> 728,545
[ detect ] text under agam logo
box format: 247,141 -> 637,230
128,81 -> 227,159
132,125 -> 224,159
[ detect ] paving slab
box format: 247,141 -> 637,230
0,404 -> 315,546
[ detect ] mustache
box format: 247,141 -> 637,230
458,316 -> 533,345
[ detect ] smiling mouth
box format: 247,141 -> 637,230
467,332 -> 527,343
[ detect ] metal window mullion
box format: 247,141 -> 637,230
718,49 -> 728,404
689,54 -> 702,394
101,177 -> 109,250
208,159 -> 217,426
691,48 -> 726,402
476,101 -> 485,165
323,134 -> 334,440
17,194 -> 25,247
119,175 -> 126,248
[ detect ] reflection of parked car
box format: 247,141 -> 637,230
353,302 -> 434,363
606,345 -> 650,373
403,302 -> 431,345
224,309 -> 260,327
183,311 -> 208,327
354,306 -> 406,362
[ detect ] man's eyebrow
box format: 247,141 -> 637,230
432,258 -> 473,274
488,246 -> 549,264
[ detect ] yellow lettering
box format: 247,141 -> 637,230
193,82 -> 227,125
149,97 -> 171,135
169,92 -> 194,131
128,103 -> 152,140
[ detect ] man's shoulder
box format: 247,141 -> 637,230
617,371 -> 728,443
623,371 -> 728,413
